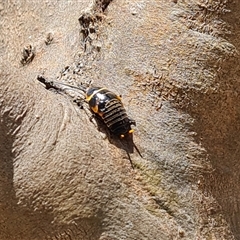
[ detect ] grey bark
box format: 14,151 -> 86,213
0,0 -> 239,239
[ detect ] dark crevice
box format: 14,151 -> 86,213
78,0 -> 113,52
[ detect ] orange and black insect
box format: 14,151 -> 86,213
85,87 -> 136,138
37,76 -> 141,167
37,76 -> 136,138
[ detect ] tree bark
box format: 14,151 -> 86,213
0,0 -> 239,239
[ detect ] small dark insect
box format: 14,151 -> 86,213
37,76 -> 142,168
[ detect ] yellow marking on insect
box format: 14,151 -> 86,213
91,105 -> 99,113
120,134 -> 125,138
129,129 -> 134,134
116,95 -> 122,101
86,88 -> 106,102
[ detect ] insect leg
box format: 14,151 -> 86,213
133,142 -> 143,158
126,150 -> 134,169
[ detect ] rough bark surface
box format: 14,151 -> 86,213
0,0 -> 239,239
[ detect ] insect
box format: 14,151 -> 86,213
37,76 -> 142,167
84,87 -> 136,138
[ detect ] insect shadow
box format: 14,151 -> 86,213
91,114 -> 142,168
37,75 -> 142,169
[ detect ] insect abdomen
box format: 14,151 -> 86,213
102,99 -> 131,136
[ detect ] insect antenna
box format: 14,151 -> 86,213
37,75 -> 87,99
50,81 -> 86,92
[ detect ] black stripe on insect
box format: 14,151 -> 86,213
37,76 -> 142,168
85,87 -> 136,138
